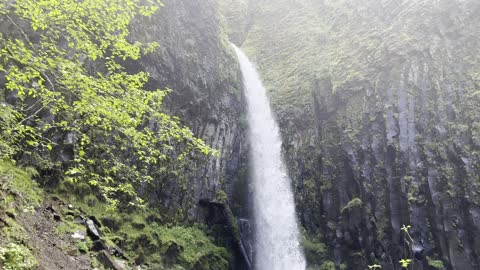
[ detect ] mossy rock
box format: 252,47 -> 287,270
156,226 -> 230,270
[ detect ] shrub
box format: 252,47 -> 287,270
0,243 -> 38,270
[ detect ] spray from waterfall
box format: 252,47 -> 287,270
232,44 -> 306,270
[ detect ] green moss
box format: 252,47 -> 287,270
0,160 -> 43,207
53,220 -> 92,254
0,161 -> 42,269
55,221 -> 85,236
155,226 -> 229,269
64,195 -> 229,270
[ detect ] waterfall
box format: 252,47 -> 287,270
232,44 -> 306,270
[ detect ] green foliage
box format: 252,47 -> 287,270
214,190 -> 229,204
427,257 -> 445,270
341,197 -> 362,213
319,261 -> 336,270
64,195 -> 229,269
401,225 -> 411,234
400,225 -> 415,269
301,229 -> 327,265
0,105 -> 31,158
1,217 -> 27,242
0,161 -> 39,247
399,258 -> 411,268
0,0 -> 216,208
76,241 -> 89,254
0,243 -> 38,270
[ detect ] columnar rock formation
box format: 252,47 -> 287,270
221,0 -> 480,269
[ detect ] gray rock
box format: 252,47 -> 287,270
96,250 -> 123,270
71,230 -> 85,241
86,219 -> 101,240
73,216 -> 85,225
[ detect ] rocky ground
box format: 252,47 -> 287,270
16,200 -> 92,270
0,190 -> 130,269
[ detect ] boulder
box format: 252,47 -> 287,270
86,219 -> 101,240
96,250 -> 124,270
92,240 -> 109,252
71,230 -> 86,241
73,216 -> 86,225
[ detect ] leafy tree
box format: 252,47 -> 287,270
0,0 -> 216,208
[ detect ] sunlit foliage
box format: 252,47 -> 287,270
0,0 -> 215,207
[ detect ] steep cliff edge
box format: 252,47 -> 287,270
221,0 -> 480,269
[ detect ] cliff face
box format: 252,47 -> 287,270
129,1 -> 251,266
1,0 -> 249,269
128,1 -> 251,267
129,0 -> 248,217
221,0 -> 480,269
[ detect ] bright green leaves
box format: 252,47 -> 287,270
138,4 -> 159,17
9,0 -> 158,61
0,104 -> 48,159
401,225 -> 411,234
0,105 -> 22,158
0,243 -> 38,270
0,0 -> 214,209
399,259 -> 412,268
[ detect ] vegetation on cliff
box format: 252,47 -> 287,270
4,0 -> 479,268
0,0 -> 233,269
0,0 -> 216,208
221,0 -> 480,269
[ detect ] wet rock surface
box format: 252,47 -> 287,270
221,0 -> 480,269
128,0 -> 249,226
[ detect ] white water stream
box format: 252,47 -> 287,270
232,45 -> 306,270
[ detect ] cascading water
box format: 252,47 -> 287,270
232,44 -> 306,270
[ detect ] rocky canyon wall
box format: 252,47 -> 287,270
220,0 -> 480,269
